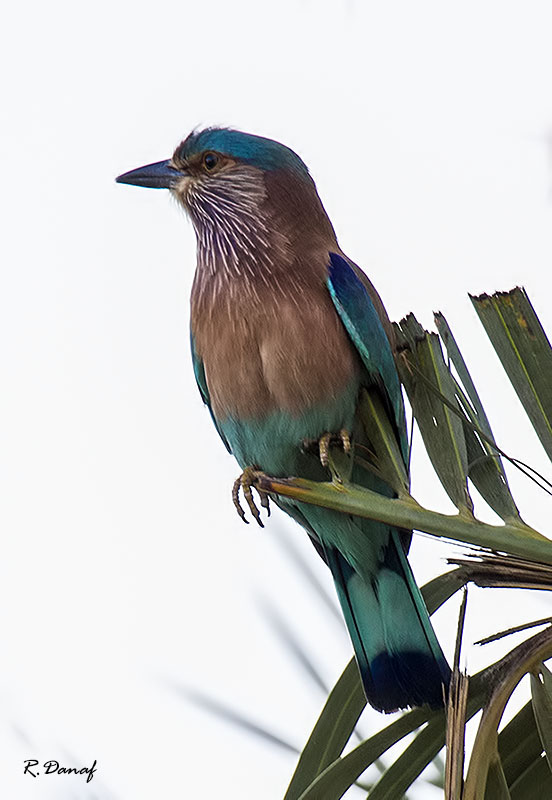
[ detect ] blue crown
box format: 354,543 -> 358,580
178,128 -> 309,175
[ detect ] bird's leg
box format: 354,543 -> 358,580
232,466 -> 271,528
318,429 -> 351,467
318,432 -> 332,467
301,429 -> 353,484
303,430 -> 352,465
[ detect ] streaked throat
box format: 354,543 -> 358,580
183,168 -> 288,289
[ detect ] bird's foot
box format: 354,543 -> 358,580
318,429 -> 351,468
302,429 -> 352,484
232,467 -> 271,528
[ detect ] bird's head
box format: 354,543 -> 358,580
116,127 -> 309,193
117,127 -> 336,274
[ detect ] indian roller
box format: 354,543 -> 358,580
116,128 -> 450,712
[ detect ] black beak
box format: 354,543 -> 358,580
115,159 -> 185,189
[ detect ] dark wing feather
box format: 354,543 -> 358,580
327,252 -> 408,463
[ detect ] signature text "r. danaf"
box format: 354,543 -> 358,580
24,759 -> 97,783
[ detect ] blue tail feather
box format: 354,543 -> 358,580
296,501 -> 451,713
325,539 -> 449,712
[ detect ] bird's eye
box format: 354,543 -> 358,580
203,152 -> 219,171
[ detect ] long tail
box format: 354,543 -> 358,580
296,500 -> 450,713
325,532 -> 450,712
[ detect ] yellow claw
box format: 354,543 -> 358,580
339,429 -> 351,455
232,467 -> 271,527
318,429 -> 352,468
318,432 -> 332,467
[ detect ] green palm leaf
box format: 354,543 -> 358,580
273,287 -> 552,799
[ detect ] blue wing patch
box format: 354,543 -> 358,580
327,253 -> 407,459
190,332 -> 231,453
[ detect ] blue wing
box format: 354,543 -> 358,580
324,254 -> 450,710
327,252 -> 407,461
190,332 -> 231,453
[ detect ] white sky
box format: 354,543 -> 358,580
2,1 -> 552,797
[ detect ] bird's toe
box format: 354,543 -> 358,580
232,467 -> 271,527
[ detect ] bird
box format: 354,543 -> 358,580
116,127 -> 450,713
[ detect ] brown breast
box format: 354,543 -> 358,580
191,267 -> 359,421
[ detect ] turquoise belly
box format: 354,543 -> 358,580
218,381 -> 360,477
